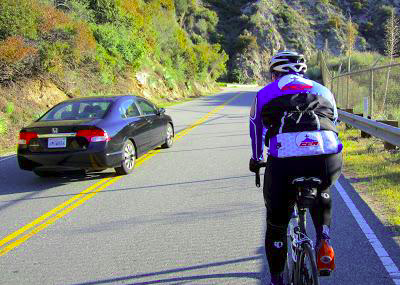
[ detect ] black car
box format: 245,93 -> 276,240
17,95 -> 174,177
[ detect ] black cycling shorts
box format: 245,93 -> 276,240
263,152 -> 342,223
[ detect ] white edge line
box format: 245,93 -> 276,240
335,180 -> 400,285
0,155 -> 16,163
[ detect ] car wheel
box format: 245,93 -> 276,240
161,123 -> 174,149
18,156 -> 37,171
115,140 -> 136,175
33,169 -> 57,177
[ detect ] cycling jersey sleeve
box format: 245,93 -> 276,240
249,93 -> 267,161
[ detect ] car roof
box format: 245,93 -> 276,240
63,95 -> 141,103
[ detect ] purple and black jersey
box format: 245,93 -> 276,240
250,74 -> 342,160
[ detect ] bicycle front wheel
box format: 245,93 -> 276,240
294,243 -> 320,285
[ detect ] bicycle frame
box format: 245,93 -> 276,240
288,205 -> 314,263
286,193 -> 320,285
253,166 -> 320,284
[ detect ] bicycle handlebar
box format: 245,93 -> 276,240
255,162 -> 267,188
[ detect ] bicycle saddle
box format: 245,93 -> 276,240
291,177 -> 322,189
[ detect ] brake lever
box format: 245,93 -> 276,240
255,162 -> 266,188
255,169 -> 261,188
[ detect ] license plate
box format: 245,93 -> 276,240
48,137 -> 66,148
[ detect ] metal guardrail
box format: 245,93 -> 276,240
338,110 -> 400,147
318,52 -> 400,148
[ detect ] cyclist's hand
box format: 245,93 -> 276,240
249,158 -> 263,173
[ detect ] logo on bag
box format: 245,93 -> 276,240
281,84 -> 312,91
274,241 -> 284,249
296,133 -> 319,147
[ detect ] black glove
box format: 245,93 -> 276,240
249,158 -> 263,173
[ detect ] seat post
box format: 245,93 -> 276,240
298,206 -> 307,235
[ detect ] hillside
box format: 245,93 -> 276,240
0,0 -> 227,152
190,0 -> 400,83
0,0 -> 399,152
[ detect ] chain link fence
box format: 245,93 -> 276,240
319,52 -> 400,122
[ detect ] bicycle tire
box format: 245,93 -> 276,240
294,243 -> 320,285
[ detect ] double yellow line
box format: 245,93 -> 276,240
0,93 -> 242,256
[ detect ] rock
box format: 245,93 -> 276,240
135,72 -> 149,86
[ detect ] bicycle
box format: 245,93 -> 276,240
255,165 -> 321,285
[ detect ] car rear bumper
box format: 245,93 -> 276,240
17,149 -> 122,171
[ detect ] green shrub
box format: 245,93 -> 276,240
306,66 -> 322,81
94,45 -> 118,84
352,2 -> 363,11
328,15 -> 341,29
69,0 -> 95,22
88,0 -> 119,24
0,117 -> 6,135
0,0 -> 40,40
194,19 -> 208,36
40,41 -> 72,72
5,102 -> 14,115
235,34 -> 258,53
231,68 -> 246,83
92,23 -> 145,70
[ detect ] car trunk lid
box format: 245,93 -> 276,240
20,120 -> 105,153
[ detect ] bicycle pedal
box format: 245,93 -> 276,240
319,269 -> 331,277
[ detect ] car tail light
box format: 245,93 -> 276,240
76,129 -> 111,142
19,131 -> 38,145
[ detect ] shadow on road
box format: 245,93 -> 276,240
0,174 -> 255,205
70,247 -> 268,285
0,157 -> 115,212
157,144 -> 248,154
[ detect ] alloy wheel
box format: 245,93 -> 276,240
124,142 -> 135,169
166,124 -> 173,146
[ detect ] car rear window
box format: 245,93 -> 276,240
39,100 -> 112,121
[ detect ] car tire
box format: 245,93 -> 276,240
161,123 -> 174,149
115,140 -> 136,175
18,156 -> 36,171
33,169 -> 57,177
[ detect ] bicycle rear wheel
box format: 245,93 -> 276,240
294,243 -> 320,285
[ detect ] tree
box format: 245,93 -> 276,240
174,0 -> 193,27
345,17 -> 357,69
382,7 -> 399,113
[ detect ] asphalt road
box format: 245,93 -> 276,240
0,87 -> 399,285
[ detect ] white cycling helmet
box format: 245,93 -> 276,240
269,50 -> 307,74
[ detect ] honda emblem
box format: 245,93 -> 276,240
52,128 -> 58,134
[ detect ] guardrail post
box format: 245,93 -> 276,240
343,109 -> 354,129
369,69 -> 374,117
376,120 -> 399,150
346,75 -> 350,109
354,113 -> 372,138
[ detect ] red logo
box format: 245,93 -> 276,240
282,84 -> 312,91
300,140 -> 319,147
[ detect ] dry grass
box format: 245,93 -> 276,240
339,124 -> 400,227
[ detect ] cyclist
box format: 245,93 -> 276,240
249,50 -> 343,285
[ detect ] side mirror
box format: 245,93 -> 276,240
158,108 -> 166,115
